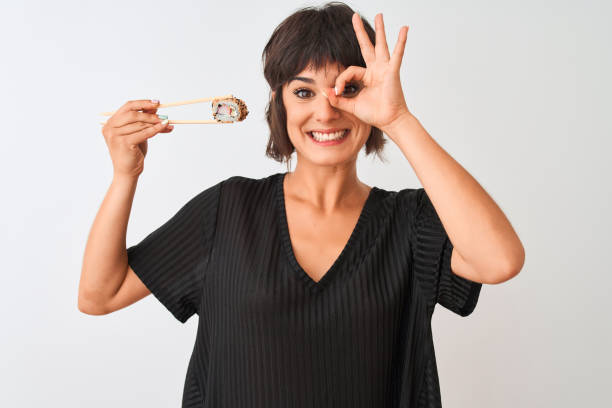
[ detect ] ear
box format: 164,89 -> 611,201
271,90 -> 276,99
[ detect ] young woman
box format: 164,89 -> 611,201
79,3 -> 524,407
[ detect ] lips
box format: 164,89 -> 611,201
308,128 -> 348,133
307,129 -> 350,144
306,129 -> 350,138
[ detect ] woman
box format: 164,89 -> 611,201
79,2 -> 524,407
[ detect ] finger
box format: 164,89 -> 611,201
142,107 -> 158,115
374,13 -> 390,61
125,120 -> 169,145
113,111 -> 163,127
117,99 -> 160,114
334,66 -> 366,96
159,124 -> 174,133
326,87 -> 356,115
352,12 -> 375,66
116,122 -> 153,136
390,25 -> 409,71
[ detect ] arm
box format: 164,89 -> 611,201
78,174 -> 150,315
383,113 -> 525,284
327,13 -> 524,284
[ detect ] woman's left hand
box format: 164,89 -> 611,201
326,13 -> 412,133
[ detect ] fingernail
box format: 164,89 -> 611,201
161,119 -> 169,125
151,99 -> 159,104
334,86 -> 339,96
157,114 -> 168,120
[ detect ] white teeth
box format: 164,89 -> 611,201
310,129 -> 348,141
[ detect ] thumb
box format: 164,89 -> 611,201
323,87 -> 355,114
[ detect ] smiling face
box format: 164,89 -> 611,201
278,61 -> 372,168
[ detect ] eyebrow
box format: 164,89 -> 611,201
288,76 -> 315,85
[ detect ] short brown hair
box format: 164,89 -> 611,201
261,2 -> 387,169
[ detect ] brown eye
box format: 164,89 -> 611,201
342,83 -> 360,96
293,88 -> 313,98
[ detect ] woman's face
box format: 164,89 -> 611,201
278,61 -> 372,168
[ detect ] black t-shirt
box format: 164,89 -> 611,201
127,172 -> 482,407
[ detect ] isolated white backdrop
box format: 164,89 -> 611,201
1,0 -> 610,406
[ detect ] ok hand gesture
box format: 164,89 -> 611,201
326,13 -> 411,134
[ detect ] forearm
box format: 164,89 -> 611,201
78,174 -> 138,311
383,113 -> 525,280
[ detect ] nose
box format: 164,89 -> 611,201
313,90 -> 341,122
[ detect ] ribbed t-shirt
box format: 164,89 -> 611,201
127,172 -> 483,407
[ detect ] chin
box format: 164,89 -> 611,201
298,149 -> 357,167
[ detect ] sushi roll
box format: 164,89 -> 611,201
212,97 -> 249,123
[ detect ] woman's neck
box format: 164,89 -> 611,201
284,161 -> 370,213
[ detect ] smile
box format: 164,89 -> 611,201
307,129 -> 350,144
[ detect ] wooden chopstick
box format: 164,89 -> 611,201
157,95 -> 234,108
166,120 -> 230,124
99,94 -> 234,116
99,119 -> 229,125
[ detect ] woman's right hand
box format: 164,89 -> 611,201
102,99 -> 174,179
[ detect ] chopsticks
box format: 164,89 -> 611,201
98,94 -> 240,125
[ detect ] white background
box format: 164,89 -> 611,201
1,0 -> 610,406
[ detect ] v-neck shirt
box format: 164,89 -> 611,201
277,172 -> 377,290
126,172 -> 483,408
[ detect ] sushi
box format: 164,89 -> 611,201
212,97 -> 249,123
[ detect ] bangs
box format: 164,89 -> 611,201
262,3 -> 375,90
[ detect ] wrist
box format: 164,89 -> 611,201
381,110 -> 417,139
112,172 -> 140,186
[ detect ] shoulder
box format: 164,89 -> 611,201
373,185 -> 424,212
395,187 -> 425,213
366,186 -> 432,231
214,173 -> 281,206
221,173 -> 279,192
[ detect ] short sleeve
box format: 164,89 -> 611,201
400,188 -> 482,317
126,180 -> 222,323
